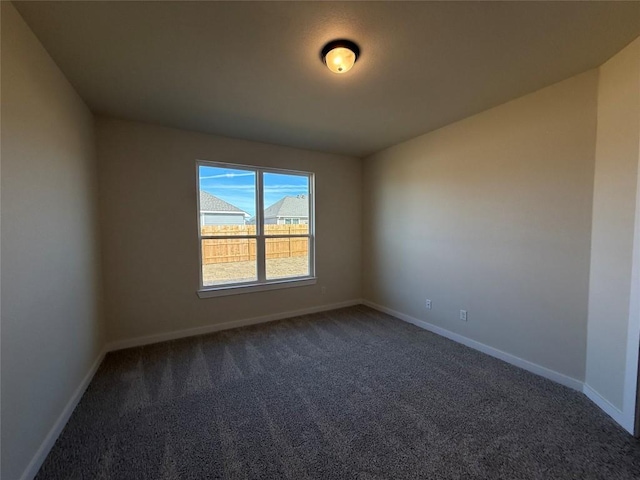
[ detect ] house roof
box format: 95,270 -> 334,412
264,195 -> 309,219
200,191 -> 246,214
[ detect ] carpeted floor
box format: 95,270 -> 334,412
36,305 -> 640,479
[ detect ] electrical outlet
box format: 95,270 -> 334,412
460,310 -> 468,322
321,286 -> 326,295
425,299 -> 432,310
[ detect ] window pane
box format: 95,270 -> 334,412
263,172 -> 309,235
266,237 -> 310,280
199,165 -> 255,233
202,239 -> 257,286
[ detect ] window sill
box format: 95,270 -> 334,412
197,277 -> 317,298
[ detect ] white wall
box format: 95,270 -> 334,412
1,3 -> 105,479
585,38 -> 640,430
363,71 -> 598,383
96,118 -> 362,343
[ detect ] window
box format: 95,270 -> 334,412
196,161 -> 315,297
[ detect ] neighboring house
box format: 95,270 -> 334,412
247,195 -> 309,225
263,194 -> 309,225
200,191 -> 249,226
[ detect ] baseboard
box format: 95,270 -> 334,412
14,300 -> 633,480
106,299 -> 363,351
362,300 -> 584,392
582,384 -> 633,433
20,347 -> 107,480
18,300 -> 361,479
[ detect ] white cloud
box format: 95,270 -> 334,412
199,183 -> 307,194
199,172 -> 255,180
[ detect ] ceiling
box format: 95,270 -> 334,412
14,1 -> 640,158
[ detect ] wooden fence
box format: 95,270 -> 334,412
201,225 -> 309,265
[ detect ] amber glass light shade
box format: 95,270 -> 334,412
321,40 -> 359,74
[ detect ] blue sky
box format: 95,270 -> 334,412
199,166 -> 309,216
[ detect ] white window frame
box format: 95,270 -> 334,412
196,160 -> 316,298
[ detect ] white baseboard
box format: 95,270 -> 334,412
106,299 -> 363,352
18,298 -> 632,480
20,300 -> 361,479
582,384 -> 633,433
20,348 -> 107,480
362,300 -> 584,391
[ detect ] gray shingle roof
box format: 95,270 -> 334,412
264,195 -> 309,219
200,191 -> 246,213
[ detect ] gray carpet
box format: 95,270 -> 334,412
36,305 -> 640,479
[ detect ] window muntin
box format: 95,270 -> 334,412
197,161 -> 314,293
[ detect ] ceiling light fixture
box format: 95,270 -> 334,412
321,39 -> 360,74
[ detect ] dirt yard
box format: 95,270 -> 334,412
202,256 -> 309,285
